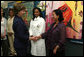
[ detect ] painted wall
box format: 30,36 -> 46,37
45,1 -> 83,39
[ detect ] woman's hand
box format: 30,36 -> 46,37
53,45 -> 60,54
29,35 -> 42,41
35,35 -> 42,40
8,32 -> 13,36
29,36 -> 37,41
1,34 -> 5,38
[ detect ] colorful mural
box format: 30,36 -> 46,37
46,1 -> 83,39
21,2 -> 34,22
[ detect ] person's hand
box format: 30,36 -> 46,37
35,35 -> 42,40
53,47 -> 57,54
34,36 -> 41,40
1,34 -> 5,38
29,35 -> 41,41
29,36 -> 37,41
53,45 -> 59,54
8,32 -> 13,36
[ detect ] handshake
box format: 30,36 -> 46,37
29,35 -> 41,41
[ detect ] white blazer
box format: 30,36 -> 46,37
29,16 -> 46,56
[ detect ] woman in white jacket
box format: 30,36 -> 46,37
29,7 -> 46,56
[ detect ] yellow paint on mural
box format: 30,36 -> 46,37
65,1 -> 83,39
16,1 -> 22,3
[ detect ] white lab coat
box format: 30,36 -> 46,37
29,16 -> 46,56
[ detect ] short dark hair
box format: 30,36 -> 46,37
53,9 -> 64,22
9,8 -> 14,15
13,4 -> 26,15
32,7 -> 43,20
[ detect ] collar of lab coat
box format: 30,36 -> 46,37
8,16 -> 15,20
34,16 -> 41,21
